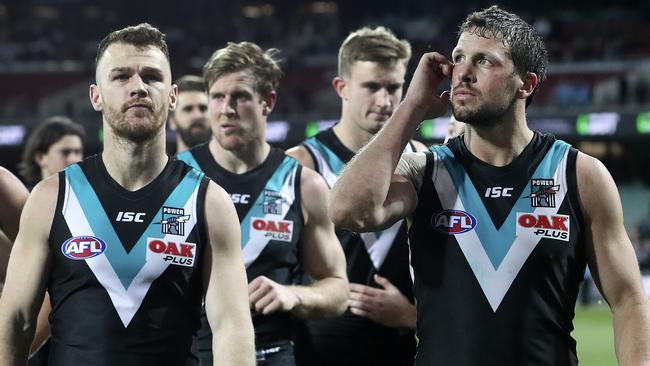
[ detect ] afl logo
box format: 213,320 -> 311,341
432,209 -> 477,234
61,236 -> 107,260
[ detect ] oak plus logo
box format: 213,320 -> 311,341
146,238 -> 197,267
251,218 -> 294,242
516,213 -> 570,242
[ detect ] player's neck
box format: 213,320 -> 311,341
333,117 -> 375,153
463,111 -> 533,167
40,167 -> 54,180
209,138 -> 271,174
175,138 -> 188,153
102,127 -> 169,191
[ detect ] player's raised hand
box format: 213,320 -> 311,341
404,52 -> 453,119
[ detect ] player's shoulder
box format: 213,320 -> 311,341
31,173 -> 59,199
0,167 -> 28,197
204,179 -> 231,204
286,145 -> 315,170
409,139 -> 429,152
19,174 -> 59,229
299,166 -> 329,203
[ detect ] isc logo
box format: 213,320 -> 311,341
61,236 -> 107,260
431,210 -> 477,234
516,213 -> 570,242
251,218 -> 293,242
116,211 -> 146,222
147,239 -> 196,267
485,187 -> 513,198
230,194 -> 251,204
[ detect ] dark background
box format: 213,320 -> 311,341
1,0 -> 649,186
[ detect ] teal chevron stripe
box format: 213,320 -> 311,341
65,164 -> 204,288
432,140 -> 570,269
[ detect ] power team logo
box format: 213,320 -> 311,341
61,235 -> 107,260
263,190 -> 284,215
159,207 -> 190,236
525,179 -> 560,208
431,209 -> 477,235
516,213 -> 570,242
251,218 -> 294,242
146,238 -> 197,267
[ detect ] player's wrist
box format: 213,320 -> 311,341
287,286 -> 303,312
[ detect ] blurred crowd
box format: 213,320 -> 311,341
1,0 -> 650,123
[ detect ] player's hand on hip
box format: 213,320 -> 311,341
348,274 -> 415,328
404,52 -> 453,119
249,276 -> 300,315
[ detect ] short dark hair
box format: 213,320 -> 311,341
95,23 -> 169,66
18,116 -> 85,183
176,75 -> 206,94
459,5 -> 548,106
203,41 -> 282,97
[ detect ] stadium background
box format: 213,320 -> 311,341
1,0 -> 649,363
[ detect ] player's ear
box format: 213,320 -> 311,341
516,72 -> 538,100
89,84 -> 103,111
169,84 -> 178,111
262,90 -> 277,116
332,76 -> 348,100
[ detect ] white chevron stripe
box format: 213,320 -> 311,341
360,221 -> 402,269
432,149 -> 569,311
304,143 -> 338,189
62,177 -> 199,327
242,166 -> 297,267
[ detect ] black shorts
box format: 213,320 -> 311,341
256,340 -> 296,366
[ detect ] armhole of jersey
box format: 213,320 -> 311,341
292,163 -> 306,265
407,140 -> 416,153
197,176 -> 211,256
294,164 -> 305,230
302,143 -> 320,174
422,150 -> 436,194
566,147 -> 585,236
51,171 -> 67,240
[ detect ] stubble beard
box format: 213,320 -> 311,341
104,105 -> 167,144
177,122 -> 212,148
451,90 -> 517,129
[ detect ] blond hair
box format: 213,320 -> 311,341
203,41 -> 282,97
338,26 -> 411,77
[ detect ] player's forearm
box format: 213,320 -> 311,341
212,317 -> 255,366
329,99 -> 428,229
30,295 -> 52,355
290,276 -> 348,319
0,314 -> 32,366
613,300 -> 650,365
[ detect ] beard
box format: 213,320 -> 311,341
451,87 -> 517,129
104,101 -> 167,143
177,120 -> 211,148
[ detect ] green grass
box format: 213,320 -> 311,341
573,305 -> 616,365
